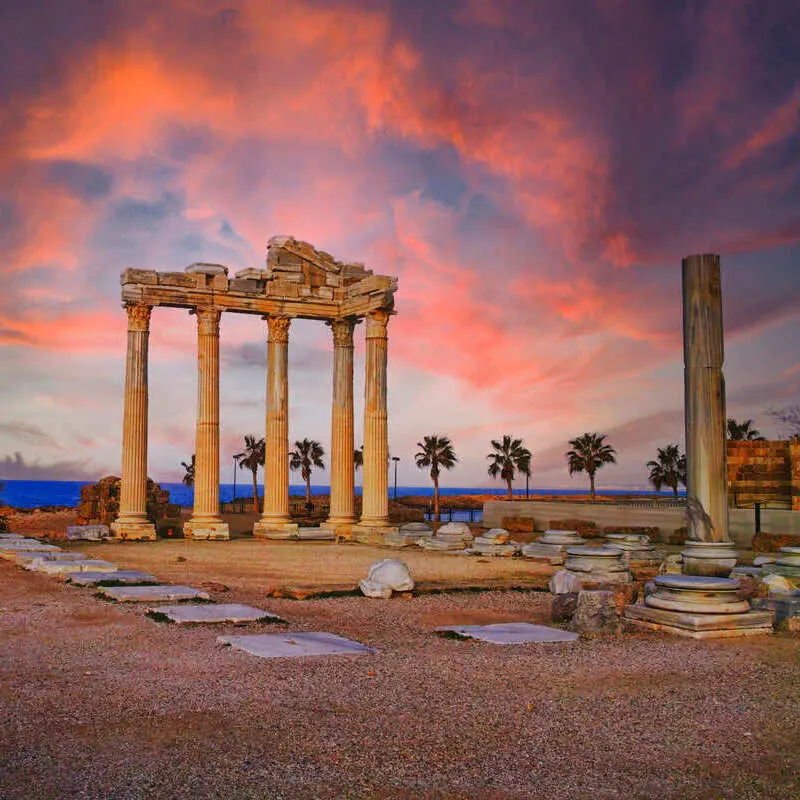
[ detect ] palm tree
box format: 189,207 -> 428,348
487,435 -> 532,500
354,446 -> 363,473
239,435 -> 265,512
646,444 -> 686,497
414,434 -> 457,522
180,455 -> 195,487
290,438 -> 325,506
566,433 -> 617,499
727,418 -> 765,441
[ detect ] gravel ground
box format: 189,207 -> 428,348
1,559 -> 798,800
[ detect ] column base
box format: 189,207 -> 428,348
254,519 -> 299,540
351,523 -> 399,545
110,517 -> 156,542
325,515 -> 356,540
183,519 -> 230,541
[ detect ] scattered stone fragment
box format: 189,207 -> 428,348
17,552 -> 86,568
149,603 -> 284,625
297,527 -> 336,541
0,533 -> 25,540
99,585 -> 211,602
551,593 -> 579,623
0,541 -> 61,554
753,556 -> 776,567
761,573 -> 793,594
522,530 -> 585,560
218,632 -> 374,658
571,591 -> 623,636
65,525 -> 111,541
359,558 -> 414,598
549,569 -> 583,595
435,622 -> 578,644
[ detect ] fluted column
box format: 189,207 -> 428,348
184,307 -> 229,540
326,319 -> 357,530
111,303 -> 156,541
683,254 -> 728,542
254,316 -> 297,537
359,310 -> 390,527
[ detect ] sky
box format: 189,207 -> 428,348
1,0 -> 799,492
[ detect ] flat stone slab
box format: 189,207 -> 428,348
297,528 -> 336,541
218,631 -> 373,658
36,559 -> 118,574
17,551 -> 86,565
0,533 -> 25,540
68,570 -> 158,586
0,541 -> 61,554
625,603 -> 772,632
151,603 -> 284,624
99,585 -> 210,602
66,525 -> 110,541
435,622 -> 579,644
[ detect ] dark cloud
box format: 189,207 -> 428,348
47,161 -> 113,200
0,451 -> 96,481
0,421 -> 60,447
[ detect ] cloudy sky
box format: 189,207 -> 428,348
1,0 -> 799,491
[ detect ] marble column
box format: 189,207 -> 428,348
254,316 -> 297,536
111,303 -> 156,541
326,319 -> 357,531
359,310 -> 390,528
683,253 -> 728,542
184,307 -> 229,540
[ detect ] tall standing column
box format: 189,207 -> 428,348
326,319 -> 357,531
111,303 -> 156,541
184,307 -> 229,540
683,253 -> 728,542
254,316 -> 297,537
359,310 -> 390,528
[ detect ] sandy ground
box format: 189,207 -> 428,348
1,537 -> 798,799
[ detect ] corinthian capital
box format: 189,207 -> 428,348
329,318 -> 357,348
365,310 -> 390,340
126,304 -> 152,332
267,316 -> 292,344
194,306 -> 222,336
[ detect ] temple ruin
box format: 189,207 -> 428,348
111,236 -> 398,541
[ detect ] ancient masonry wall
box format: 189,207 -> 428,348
726,440 -> 800,510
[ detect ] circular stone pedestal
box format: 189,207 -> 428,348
565,546 -> 630,582
541,530 -> 585,546
681,540 -> 738,577
645,575 -> 749,614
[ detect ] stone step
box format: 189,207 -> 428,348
218,631 -> 374,658
99,585 -> 211,602
148,603 -> 284,625
67,570 -> 158,586
35,560 -> 118,575
436,622 -> 579,644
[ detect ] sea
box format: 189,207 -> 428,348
0,479 -> 675,510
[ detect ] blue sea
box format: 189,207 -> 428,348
0,479 -> 676,510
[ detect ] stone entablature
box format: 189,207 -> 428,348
120,236 -> 396,321
112,236 -> 397,542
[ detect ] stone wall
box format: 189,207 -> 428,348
483,499 -> 800,548
77,476 -> 175,525
727,440 -> 800,510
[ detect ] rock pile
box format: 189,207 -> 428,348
522,530 -> 585,561
420,522 -> 473,551
76,476 -> 177,528
385,522 -> 434,547
468,528 -> 520,557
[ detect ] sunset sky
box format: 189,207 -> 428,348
1,0 -> 799,491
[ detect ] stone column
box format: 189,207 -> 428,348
326,319 -> 357,531
184,307 -> 229,540
683,254 -> 728,542
111,303 -> 156,541
254,316 -> 297,537
359,310 -> 390,528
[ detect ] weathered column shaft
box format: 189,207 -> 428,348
113,304 -> 155,540
184,307 -> 228,539
360,311 -> 390,526
255,316 -> 296,533
683,253 -> 728,541
327,319 -> 356,528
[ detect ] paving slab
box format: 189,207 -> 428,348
150,603 -> 284,624
36,559 -> 118,575
66,524 -> 110,541
435,622 -> 579,644
0,533 -> 25,540
68,570 -> 158,586
218,631 -> 374,658
99,585 -> 211,602
0,541 -> 61,554
17,552 -> 86,567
